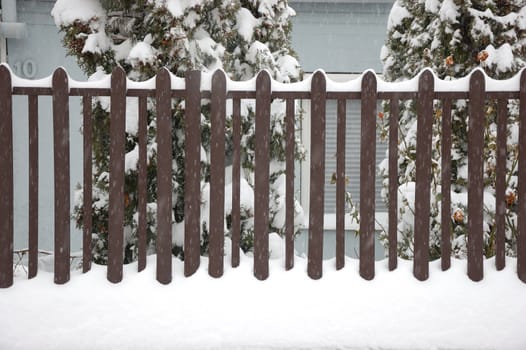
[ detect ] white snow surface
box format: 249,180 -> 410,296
236,7 -> 260,42
51,0 -> 105,27
165,0 -> 205,18
1,254 -> 525,350
3,63 -> 525,93
387,1 -> 411,31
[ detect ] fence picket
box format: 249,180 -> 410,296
254,70 -> 271,280
52,68 -> 71,284
28,94 -> 38,278
0,65 -> 13,288
495,99 -> 507,271
137,96 -> 147,272
336,98 -> 346,270
388,98 -> 399,271
360,71 -> 376,280
156,68 -> 173,284
231,98 -> 241,268
209,70 -> 227,278
2,65 -> 526,287
308,71 -> 326,280
441,99 -> 452,271
82,95 -> 93,273
468,70 -> 485,282
108,67 -> 126,283
286,98 -> 295,270
184,70 -> 202,277
414,70 -> 434,281
518,70 -> 526,283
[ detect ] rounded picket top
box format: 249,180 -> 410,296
469,69 -> 485,91
311,70 -> 326,90
52,67 -> 69,90
418,69 -> 435,92
111,65 -> 127,89
0,64 -> 11,89
361,70 -> 377,92
212,69 -> 227,88
156,67 -> 171,93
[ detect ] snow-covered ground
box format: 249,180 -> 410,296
1,251 -> 525,350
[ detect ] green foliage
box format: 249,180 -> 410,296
53,0 -> 305,264
378,0 -> 525,259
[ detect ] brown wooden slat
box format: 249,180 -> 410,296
273,91 -> 312,100
52,68 -> 71,284
209,70 -> 226,278
336,98 -> 346,270
28,94 -> 38,278
414,70 -> 434,281
231,98 -> 241,268
184,70 -> 201,277
12,87 -> 53,95
377,92 -> 418,100
69,88 -> 110,96
0,65 -> 13,288
254,70 -> 272,280
495,99 -> 507,271
308,71 -> 326,280
137,96 -> 147,272
82,95 -> 93,273
468,70 -> 485,282
156,68 -> 173,284
518,70 -> 526,283
388,98 -> 399,271
108,67 -> 127,283
359,71 -> 376,280
12,88 -> 516,102
441,99 -> 452,271
285,98 -> 295,270
486,91 -> 519,100
326,92 -> 362,100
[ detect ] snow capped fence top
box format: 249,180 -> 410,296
3,63 -> 526,93
0,63 -> 525,288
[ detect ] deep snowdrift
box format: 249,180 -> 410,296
1,253 -> 525,350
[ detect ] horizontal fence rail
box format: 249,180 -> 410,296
0,63 -> 525,287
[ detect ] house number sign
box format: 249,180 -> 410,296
12,59 -> 37,78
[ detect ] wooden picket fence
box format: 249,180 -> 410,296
0,64 -> 525,288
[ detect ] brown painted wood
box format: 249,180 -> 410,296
254,71 -> 271,280
441,99 -> 452,271
359,71 -> 376,281
209,70 -> 226,278
184,70 -> 201,277
28,94 -> 38,278
495,99 -> 507,271
336,98 -> 346,270
414,70 -> 434,281
137,96 -> 147,272
518,70 -> 526,283
388,98 -> 399,271
231,98 -> 241,268
108,66 -> 126,284
468,70 -> 485,282
308,71 -> 326,280
0,65 -> 13,288
82,95 -> 93,273
52,68 -> 71,284
285,98 -> 295,271
156,68 -> 173,284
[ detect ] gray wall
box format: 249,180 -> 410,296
290,1 -> 393,73
7,0 -> 85,251
6,0 -> 394,254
